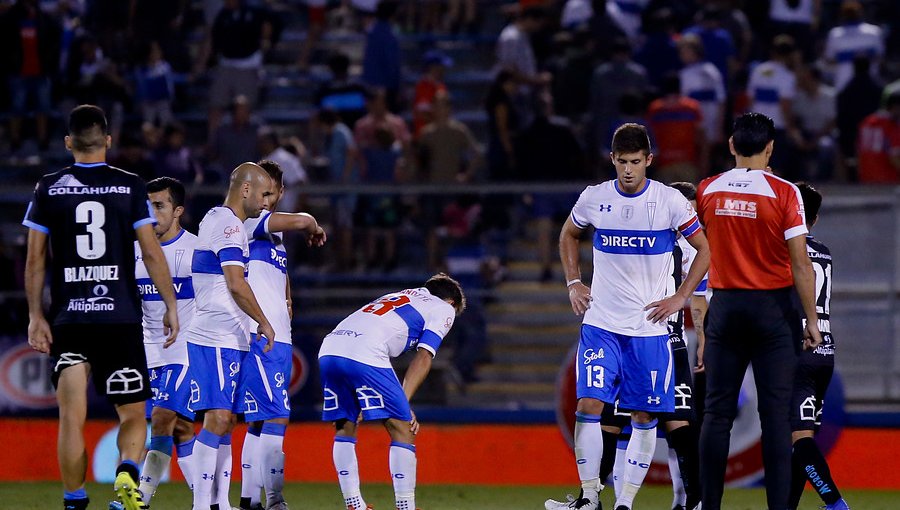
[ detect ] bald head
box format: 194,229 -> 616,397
226,162 -> 275,220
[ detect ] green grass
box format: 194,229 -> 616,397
3,482 -> 898,509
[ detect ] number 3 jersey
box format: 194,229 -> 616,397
135,229 -> 197,368
319,288 -> 456,369
22,163 -> 156,325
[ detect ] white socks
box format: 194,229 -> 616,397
139,435 -> 173,504
214,434 -> 233,509
176,438 -> 196,492
241,426 -> 262,507
261,423 -> 287,505
668,447 -> 687,509
613,441 -> 627,498
574,413 -> 604,495
615,419 -> 658,509
333,436 -> 367,510
389,442 -> 417,510
192,429 -> 220,510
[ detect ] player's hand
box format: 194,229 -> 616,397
286,299 -> 294,320
258,322 -> 276,353
644,294 -> 684,324
162,306 -> 180,348
27,316 -> 53,353
568,282 -> 591,316
694,340 -> 705,373
409,410 -> 420,436
803,320 -> 823,350
307,226 -> 327,247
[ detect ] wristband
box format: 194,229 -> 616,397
566,279 -> 581,288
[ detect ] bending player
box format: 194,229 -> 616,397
238,160 -> 326,510
181,163 -> 277,510
319,274 -> 465,510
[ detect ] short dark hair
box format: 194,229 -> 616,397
669,181 -> 697,201
795,181 -> 822,224
68,104 -> 108,153
731,113 -> 775,157
611,123 -> 652,155
146,176 -> 186,208
424,273 -> 466,316
661,72 -> 681,96
257,159 -> 284,187
772,34 -> 796,57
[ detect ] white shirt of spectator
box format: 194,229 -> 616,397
825,21 -> 885,91
182,206 -> 251,351
562,0 -> 593,29
496,23 -> 536,80
319,288 -> 456,369
769,0 -> 815,24
606,0 -> 650,43
748,60 -> 797,129
680,61 -> 726,141
570,180 -> 700,337
135,229 -> 197,368
264,146 -> 307,212
351,0 -> 379,14
244,212 -> 292,346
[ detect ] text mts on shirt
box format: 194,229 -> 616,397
697,169 -> 807,290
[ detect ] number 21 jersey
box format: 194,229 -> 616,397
23,163 -> 156,325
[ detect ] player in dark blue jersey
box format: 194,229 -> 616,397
24,105 -> 179,510
788,183 -> 850,510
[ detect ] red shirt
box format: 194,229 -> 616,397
697,168 -> 807,290
857,112 -> 900,183
413,77 -> 446,137
19,20 -> 41,77
646,97 -> 703,167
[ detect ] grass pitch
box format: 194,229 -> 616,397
3,482 -> 898,509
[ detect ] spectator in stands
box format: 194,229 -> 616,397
133,40 -> 174,127
684,6 -> 737,88
444,0 -> 477,34
355,88 -> 411,161
515,91 -> 586,282
316,52 -> 369,128
209,94 -> 262,180
0,0 -> 61,153
153,122 -> 204,184
824,0 -> 884,92
588,37 -> 648,163
709,0 -> 752,74
298,0 -> 327,70
484,70 -> 520,181
768,0 -> 819,61
547,30 -> 594,120
587,0 -> 628,62
837,56 -> 882,173
792,65 -> 838,181
495,5 -> 549,90
413,50 -> 451,138
678,33 -> 726,146
65,34 -> 128,143
110,132 -> 156,182
195,0 -> 273,136
128,0 -> 191,72
855,92 -> 900,183
605,0 -> 649,44
361,1 -> 402,112
646,72 -> 708,183
561,0 -> 592,30
83,0 -> 130,62
747,34 -> 799,177
258,127 -> 307,211
634,8 -> 680,92
418,91 -> 481,184
317,108 -> 359,270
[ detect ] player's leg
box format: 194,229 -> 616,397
664,338 -> 701,510
614,410 -> 657,510
612,428 -> 631,498
260,418 -> 289,509
174,415 -> 197,493
667,444 -> 685,510
320,355 -> 368,510
240,420 -> 264,510
599,399 -> 629,496
384,417 -> 418,510
139,405 -> 179,503
114,401 -> 150,509
56,361 -> 91,510
212,414 -> 237,510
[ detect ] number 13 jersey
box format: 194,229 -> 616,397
23,163 -> 156,325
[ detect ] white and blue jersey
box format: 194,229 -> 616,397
135,228 -> 197,419
747,60 -> 796,130
570,179 -> 701,413
319,288 -> 456,422
182,206 -> 251,412
239,211 -> 294,421
680,61 -> 726,141
825,22 -> 884,91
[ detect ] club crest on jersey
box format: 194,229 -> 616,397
646,202 -> 657,228
621,205 -> 634,221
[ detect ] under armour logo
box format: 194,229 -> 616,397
270,468 -> 285,475
598,204 -> 612,212
200,473 -> 215,480
647,396 -> 661,405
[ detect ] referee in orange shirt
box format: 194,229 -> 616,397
695,113 -> 822,510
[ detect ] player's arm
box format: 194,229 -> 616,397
647,229 -> 710,323
266,212 -> 326,247
137,224 -> 180,346
222,264 -> 276,352
402,348 -> 433,402
560,216 -> 590,315
788,234 -> 822,349
691,294 -> 708,372
24,229 -> 52,353
285,276 -> 293,320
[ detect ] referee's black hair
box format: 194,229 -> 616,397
146,176 -> 186,209
258,159 -> 284,187
731,113 -> 775,157
424,273 -> 466,316
795,181 -> 822,224
611,123 -> 652,156
68,104 -> 108,153
669,181 -> 697,201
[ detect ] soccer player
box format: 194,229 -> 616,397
135,177 -> 199,505
319,274 -> 465,510
23,104 -> 179,510
181,162 -> 278,510
546,123 -> 710,510
788,183 -> 850,510
238,160 -> 326,510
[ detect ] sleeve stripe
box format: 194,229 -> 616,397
218,246 -> 245,263
133,217 -> 156,229
418,329 -> 443,354
22,220 -> 49,234
571,212 -> 587,229
220,260 -> 246,268
784,225 -> 808,240
679,217 -> 701,238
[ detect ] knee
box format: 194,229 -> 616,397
150,408 -> 178,435
205,412 -> 233,435
576,398 -> 604,416
631,411 -> 654,425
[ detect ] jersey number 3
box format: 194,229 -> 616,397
75,201 -> 107,260
362,295 -> 411,316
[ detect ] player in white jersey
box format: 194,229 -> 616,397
237,160 -> 326,510
824,1 -> 884,91
747,36 -> 797,132
133,177 -> 199,506
319,274 -> 465,510
546,124 -> 710,510
677,34 -> 726,144
181,163 -> 278,510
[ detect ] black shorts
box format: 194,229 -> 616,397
50,323 -> 151,405
600,396 -> 631,430
790,360 -> 834,432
